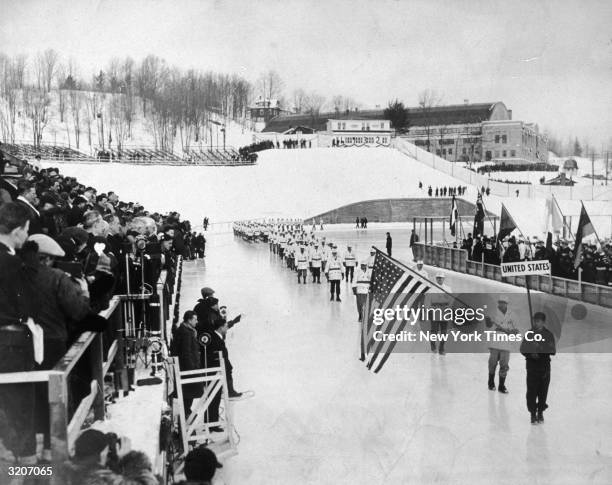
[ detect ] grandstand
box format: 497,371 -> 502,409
0,141 -> 256,165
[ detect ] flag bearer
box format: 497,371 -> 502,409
353,262 -> 371,321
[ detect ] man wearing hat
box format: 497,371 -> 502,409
520,312 -> 556,424
367,247 -> 376,270
325,246 -> 344,302
343,245 -> 357,283
413,260 -> 429,280
427,273 -> 452,355
183,444 -> 222,484
25,234 -> 92,460
309,242 -> 323,283
353,262 -> 371,321
296,246 -> 309,284
171,311 -> 202,417
194,287 -> 215,333
485,296 -> 519,393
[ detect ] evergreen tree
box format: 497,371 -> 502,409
384,99 -> 408,132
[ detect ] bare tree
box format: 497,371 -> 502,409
35,49 -> 59,92
0,54 -> 24,142
68,89 -> 82,148
303,91 -> 326,129
258,70 -> 284,101
23,87 -> 50,147
417,89 -> 443,152
56,62 -> 68,123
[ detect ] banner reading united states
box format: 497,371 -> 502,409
362,249 -> 431,373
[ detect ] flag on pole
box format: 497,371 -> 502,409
573,203 -> 595,269
473,193 -> 485,237
544,195 -> 563,235
497,203 -> 517,241
363,250 -> 431,373
449,195 -> 458,237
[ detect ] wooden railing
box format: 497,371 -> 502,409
412,242 -> 612,308
0,257 -> 183,480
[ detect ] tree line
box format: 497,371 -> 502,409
0,49 -> 253,153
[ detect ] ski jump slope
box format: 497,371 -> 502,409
41,148 -> 477,224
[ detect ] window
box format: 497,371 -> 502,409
485,151 -> 492,161
448,148 -> 452,155
502,135 -> 507,144
462,147 -> 467,155
436,149 -> 441,156
502,150 -> 507,157
494,150 -> 500,158
510,150 -> 516,157
442,149 -> 446,156
495,135 -> 500,144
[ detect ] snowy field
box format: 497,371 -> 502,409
41,148 -> 478,225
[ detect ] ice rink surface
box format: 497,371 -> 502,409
179,230 -> 612,485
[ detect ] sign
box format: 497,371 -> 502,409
333,133 -> 390,147
501,260 -> 551,277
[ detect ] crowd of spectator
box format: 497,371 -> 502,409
475,162 -> 559,174
58,428 -> 221,484
0,149 -> 208,469
419,182 -> 468,197
459,232 -> 612,285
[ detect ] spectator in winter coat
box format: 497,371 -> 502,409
0,202 -> 40,464
22,234 -> 91,461
171,311 -> 202,416
16,179 -> 43,234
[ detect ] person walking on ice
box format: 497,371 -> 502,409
485,296 -> 520,393
325,246 -> 344,302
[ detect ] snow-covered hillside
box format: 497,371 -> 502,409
41,147 -> 477,224
3,90 -> 255,152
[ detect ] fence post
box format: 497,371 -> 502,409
48,371 -> 69,466
91,333 -> 105,421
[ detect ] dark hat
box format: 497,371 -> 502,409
184,445 -> 222,481
533,312 -> 546,322
61,226 -> 89,246
74,429 -> 109,459
201,287 -> 215,297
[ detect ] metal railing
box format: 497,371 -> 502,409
412,242 -> 612,308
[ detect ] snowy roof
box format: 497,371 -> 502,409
263,102 -> 505,133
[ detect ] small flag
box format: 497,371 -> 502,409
449,195 -> 458,237
573,204 -> 595,269
544,195 -> 563,235
473,193 -> 484,237
497,204 -> 517,241
363,250 -> 431,373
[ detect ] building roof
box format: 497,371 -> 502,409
262,102 -> 506,133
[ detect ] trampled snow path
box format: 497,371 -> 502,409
175,233 -> 612,485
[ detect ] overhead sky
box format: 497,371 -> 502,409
1,0 -> 611,147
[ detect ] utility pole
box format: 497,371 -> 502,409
591,151 -> 595,186
606,150 -> 609,186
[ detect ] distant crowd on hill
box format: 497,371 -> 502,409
418,181 -> 468,197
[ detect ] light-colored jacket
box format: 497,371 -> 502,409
344,251 -> 357,267
326,257 -> 344,280
353,269 -> 371,294
489,308 -> 519,352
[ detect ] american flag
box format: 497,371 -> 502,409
363,249 -> 431,373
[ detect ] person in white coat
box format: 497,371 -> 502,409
325,247 -> 344,302
343,245 -> 357,283
366,247 -> 376,270
309,243 -> 323,283
485,296 -> 520,393
352,262 -> 371,321
296,246 -> 309,284
413,260 -> 429,280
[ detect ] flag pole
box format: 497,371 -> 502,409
359,292 -> 369,362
